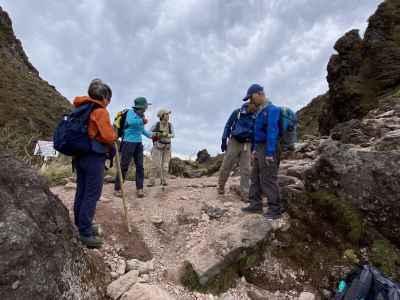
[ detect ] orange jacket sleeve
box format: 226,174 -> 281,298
89,108 -> 117,144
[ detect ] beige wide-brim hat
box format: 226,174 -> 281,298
157,109 -> 171,118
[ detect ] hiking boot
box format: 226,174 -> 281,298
241,206 -> 263,214
263,211 -> 282,220
114,190 -> 123,198
92,224 -> 101,236
137,189 -> 145,198
217,186 -> 225,195
80,235 -> 103,249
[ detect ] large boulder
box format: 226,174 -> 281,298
0,151 -> 109,299
181,215 -> 272,289
305,139 -> 400,245
107,270 -> 139,300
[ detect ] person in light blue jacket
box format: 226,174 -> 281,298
114,97 -> 153,198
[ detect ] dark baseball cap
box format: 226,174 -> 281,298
243,83 -> 264,101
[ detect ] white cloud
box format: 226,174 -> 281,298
2,0 -> 381,155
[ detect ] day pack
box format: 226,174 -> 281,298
231,109 -> 256,143
53,103 -> 95,156
279,107 -> 297,151
113,109 -> 129,138
335,265 -> 400,300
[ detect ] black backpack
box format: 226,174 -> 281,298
335,265 -> 400,300
53,103 -> 95,156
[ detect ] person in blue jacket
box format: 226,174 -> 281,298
241,84 -> 284,220
114,97 -> 153,198
218,101 -> 257,200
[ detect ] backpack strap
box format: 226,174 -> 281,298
231,108 -> 241,132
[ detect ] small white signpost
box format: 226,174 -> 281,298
33,141 -> 58,168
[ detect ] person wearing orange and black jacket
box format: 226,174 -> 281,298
72,79 -> 117,249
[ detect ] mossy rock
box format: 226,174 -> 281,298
343,249 -> 360,264
307,191 -> 364,244
369,239 -> 400,280
181,244 -> 266,294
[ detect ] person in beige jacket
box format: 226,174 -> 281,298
148,109 -> 175,187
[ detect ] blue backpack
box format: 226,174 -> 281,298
231,109 -> 256,143
335,265 -> 400,300
53,103 -> 95,156
279,107 -> 298,151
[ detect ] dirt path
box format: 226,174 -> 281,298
52,176 -> 296,300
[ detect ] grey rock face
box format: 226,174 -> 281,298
182,215 -> 272,286
0,151 -> 109,300
305,139 -> 400,245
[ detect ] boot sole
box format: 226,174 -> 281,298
83,243 -> 103,249
80,239 -> 103,249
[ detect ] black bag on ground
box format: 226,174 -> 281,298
335,265 -> 400,300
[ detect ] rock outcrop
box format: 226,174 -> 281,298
297,93 -> 329,138
299,0 -> 400,137
274,13 -> 400,286
170,149 -> 224,178
182,215 -> 273,287
305,139 -> 400,245
274,93 -> 400,288
0,6 -> 71,159
0,150 -> 109,299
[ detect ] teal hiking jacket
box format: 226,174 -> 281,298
122,109 -> 152,143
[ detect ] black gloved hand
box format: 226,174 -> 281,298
221,139 -> 228,152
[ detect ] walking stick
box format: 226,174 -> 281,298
114,141 -> 131,233
160,150 -> 165,191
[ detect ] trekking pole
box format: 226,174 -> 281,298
160,151 -> 165,191
114,141 -> 131,233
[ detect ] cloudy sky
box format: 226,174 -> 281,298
2,0 -> 381,156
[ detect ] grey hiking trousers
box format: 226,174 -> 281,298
150,143 -> 171,184
218,138 -> 251,198
249,143 -> 281,214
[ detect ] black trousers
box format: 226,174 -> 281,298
114,141 -> 144,190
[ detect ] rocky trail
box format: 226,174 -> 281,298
50,91 -> 400,299
2,1 -> 400,299
53,175 -> 309,300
